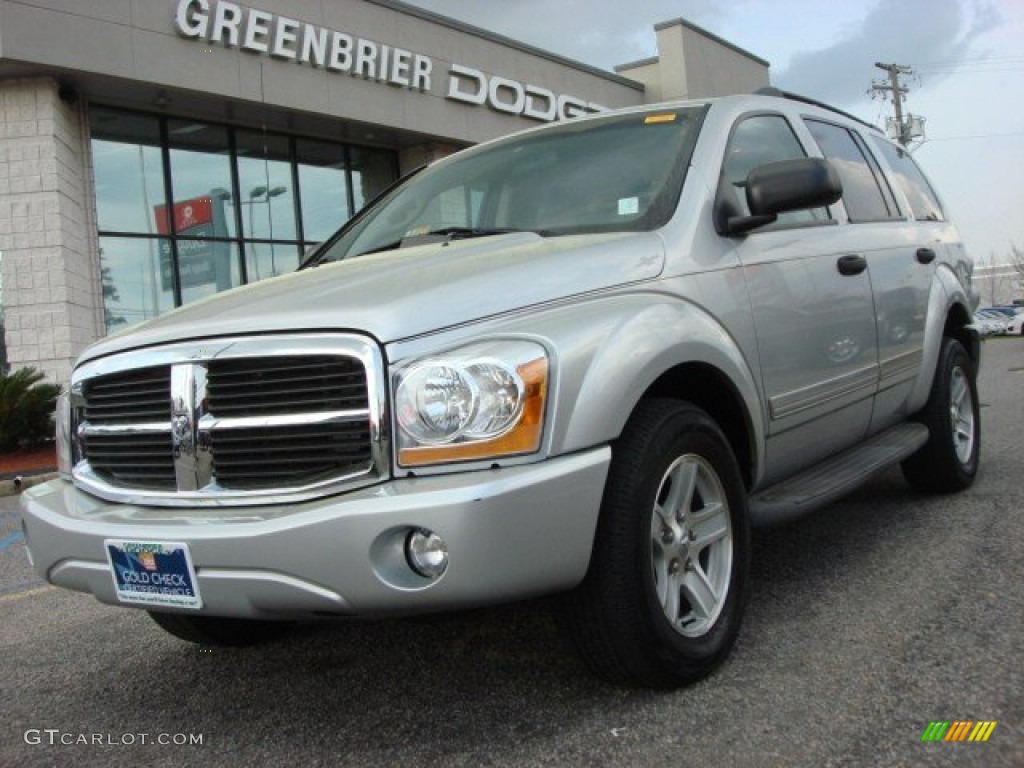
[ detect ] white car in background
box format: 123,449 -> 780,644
1005,309 -> 1024,336
974,310 -> 1007,336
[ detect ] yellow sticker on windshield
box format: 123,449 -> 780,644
644,114 -> 677,124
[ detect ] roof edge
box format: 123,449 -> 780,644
615,56 -> 660,72
654,17 -> 770,67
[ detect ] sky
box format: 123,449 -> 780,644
404,0 -> 1024,267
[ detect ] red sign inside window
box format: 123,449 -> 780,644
154,197 -> 214,235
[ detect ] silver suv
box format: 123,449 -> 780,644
21,91 -> 980,689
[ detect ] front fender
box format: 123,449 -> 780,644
547,294 -> 764,473
385,290 -> 765,483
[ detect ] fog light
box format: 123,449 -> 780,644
405,529 -> 449,579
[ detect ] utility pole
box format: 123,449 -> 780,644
870,62 -> 924,147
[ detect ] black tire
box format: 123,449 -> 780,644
901,337 -> 980,492
148,611 -> 294,646
564,399 -> 750,689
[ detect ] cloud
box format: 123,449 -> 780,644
776,0 -> 1001,108
402,0 -> 728,70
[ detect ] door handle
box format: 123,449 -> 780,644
837,254 -> 867,276
916,247 -> 936,264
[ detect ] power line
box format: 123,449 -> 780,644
923,132 -> 1024,142
917,55 -> 1024,67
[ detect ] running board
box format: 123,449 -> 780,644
748,422 -> 929,527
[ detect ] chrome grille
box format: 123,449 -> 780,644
70,334 -> 387,507
206,356 -> 368,416
81,367 -> 175,488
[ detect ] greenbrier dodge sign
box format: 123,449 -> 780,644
174,0 -> 608,121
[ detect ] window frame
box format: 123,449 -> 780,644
869,136 -> 946,222
715,110 -> 836,235
803,117 -> 903,224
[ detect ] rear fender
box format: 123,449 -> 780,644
910,262 -> 977,411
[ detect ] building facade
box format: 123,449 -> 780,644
0,0 -> 768,384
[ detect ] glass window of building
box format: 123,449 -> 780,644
91,109 -> 167,234
88,106 -> 397,334
297,139 -> 351,244
350,145 -> 399,212
97,236 -> 175,332
237,130 -> 299,279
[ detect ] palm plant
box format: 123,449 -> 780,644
0,367 -> 60,451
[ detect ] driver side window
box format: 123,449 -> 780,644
719,114 -> 830,228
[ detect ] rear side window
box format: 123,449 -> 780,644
805,119 -> 899,222
870,138 -> 945,221
719,114 -> 830,228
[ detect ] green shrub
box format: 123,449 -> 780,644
0,367 -> 60,452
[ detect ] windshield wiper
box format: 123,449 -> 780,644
422,227 -> 526,240
354,227 -> 539,257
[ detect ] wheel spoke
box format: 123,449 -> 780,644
662,461 -> 697,522
662,569 -> 683,622
950,370 -> 967,410
682,566 -> 718,621
692,515 -> 729,549
653,559 -> 668,606
690,497 -> 725,523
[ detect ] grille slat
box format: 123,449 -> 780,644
210,397 -> 365,414
208,372 -> 363,384
83,366 -> 171,424
209,422 -> 372,488
214,450 -> 370,466
75,343 -> 376,499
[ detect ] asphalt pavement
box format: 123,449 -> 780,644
1,340 -> 1021,768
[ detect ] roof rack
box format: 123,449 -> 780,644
753,86 -> 882,135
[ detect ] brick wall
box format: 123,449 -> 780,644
0,77 -> 102,386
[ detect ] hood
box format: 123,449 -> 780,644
81,231 -> 664,363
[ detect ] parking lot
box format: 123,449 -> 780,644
1,340 -> 1021,767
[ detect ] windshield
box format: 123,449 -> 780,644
314,107 -> 706,263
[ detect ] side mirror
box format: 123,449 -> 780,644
717,157 -> 842,236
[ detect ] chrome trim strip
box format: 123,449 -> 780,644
197,410 -> 369,431
878,347 -> 923,390
69,333 -> 389,508
79,422 -> 172,436
769,364 -> 878,420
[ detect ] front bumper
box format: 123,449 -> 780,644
19,449 -> 609,619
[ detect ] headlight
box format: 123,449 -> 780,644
394,340 -> 548,467
55,389 -> 73,477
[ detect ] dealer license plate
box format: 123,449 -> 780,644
105,540 -> 202,610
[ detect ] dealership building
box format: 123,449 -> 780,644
0,0 -> 768,384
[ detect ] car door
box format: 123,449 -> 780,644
721,113 -> 879,484
862,136 -> 958,427
804,120 -> 940,434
